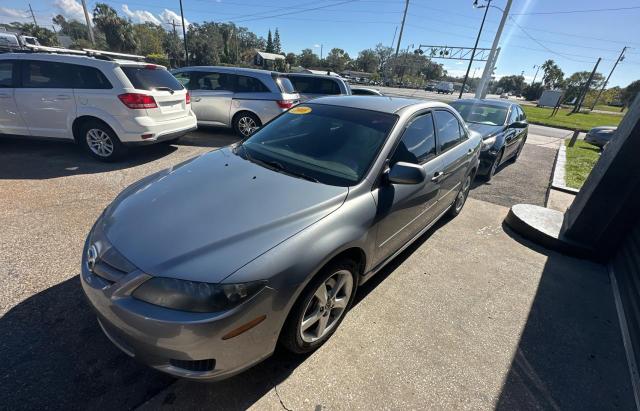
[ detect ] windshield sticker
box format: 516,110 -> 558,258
290,106 -> 312,115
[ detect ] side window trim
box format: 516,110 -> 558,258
434,109 -> 464,154
389,109 -> 438,165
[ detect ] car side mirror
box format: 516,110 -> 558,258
387,162 -> 426,185
510,120 -> 528,129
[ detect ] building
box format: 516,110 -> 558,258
253,51 -> 285,70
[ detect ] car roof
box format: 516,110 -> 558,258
453,98 -> 515,108
176,66 -> 280,77
307,96 -> 448,114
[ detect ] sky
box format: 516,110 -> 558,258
1,0 -> 639,87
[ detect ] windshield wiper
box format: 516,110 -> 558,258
154,86 -> 175,94
258,158 -> 319,183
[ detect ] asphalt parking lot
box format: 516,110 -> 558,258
1,127 -> 631,410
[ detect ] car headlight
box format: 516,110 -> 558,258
132,277 -> 266,313
481,136 -> 497,151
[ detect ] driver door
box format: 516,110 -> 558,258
373,112 -> 443,265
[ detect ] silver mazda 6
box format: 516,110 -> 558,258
81,96 -> 481,380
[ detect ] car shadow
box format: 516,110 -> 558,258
494,224 -> 635,409
0,137 -> 177,180
0,216 -> 450,410
175,126 -> 240,148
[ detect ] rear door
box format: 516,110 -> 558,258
188,71 -> 234,126
120,65 -> 189,121
0,59 -> 28,136
14,59 -> 76,139
433,110 -> 472,212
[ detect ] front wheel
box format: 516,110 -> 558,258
280,259 -> 357,354
509,137 -> 526,162
233,112 -> 261,138
484,149 -> 503,181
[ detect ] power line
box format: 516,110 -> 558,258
511,5 -> 640,16
232,0 -> 359,23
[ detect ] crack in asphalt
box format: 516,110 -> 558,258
274,382 -> 293,411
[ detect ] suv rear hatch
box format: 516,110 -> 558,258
120,64 -> 189,121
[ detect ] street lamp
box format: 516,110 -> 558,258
460,0 -> 491,99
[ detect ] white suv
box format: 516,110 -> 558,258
0,51 -> 197,161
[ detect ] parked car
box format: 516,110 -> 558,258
436,81 -> 454,94
81,96 -> 481,381
171,66 -> 299,137
449,98 -> 528,180
584,126 -> 617,148
424,83 -> 436,92
285,73 -> 351,101
350,87 -> 383,96
0,50 -> 197,161
0,32 -> 40,52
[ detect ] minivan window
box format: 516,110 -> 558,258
391,113 -> 436,164
121,66 -> 184,91
191,72 -> 234,91
434,110 -> 462,152
276,76 -> 296,94
173,71 -> 192,88
0,61 -> 13,87
22,60 -> 70,88
241,104 -> 397,186
235,75 -> 269,93
288,76 -> 341,95
70,65 -> 112,89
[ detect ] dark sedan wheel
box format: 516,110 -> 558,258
280,259 -> 357,354
510,137 -> 526,162
448,173 -> 472,218
484,149 -> 503,181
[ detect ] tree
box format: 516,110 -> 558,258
164,31 -> 184,67
496,75 -> 526,94
421,60 -> 445,80
133,23 -> 165,56
53,15 -> 89,41
355,49 -> 379,73
563,70 -> 605,103
298,48 -> 319,68
3,22 -> 59,46
621,80 -> 640,108
374,43 -> 393,72
541,59 -> 564,89
325,48 -> 350,72
285,52 -> 297,67
188,22 -> 222,65
265,29 -> 274,53
93,3 -> 137,52
522,82 -> 544,101
273,28 -> 282,54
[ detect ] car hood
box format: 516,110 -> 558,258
100,147 -> 348,283
466,123 -> 504,139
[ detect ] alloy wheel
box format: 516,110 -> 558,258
490,151 -> 503,177
86,129 -> 114,157
238,116 -> 257,137
455,174 -> 471,212
299,270 -> 353,343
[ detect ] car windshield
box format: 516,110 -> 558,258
239,104 -> 397,186
450,101 -> 508,126
121,66 -> 184,91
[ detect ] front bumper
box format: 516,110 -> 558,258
80,257 -> 281,381
477,148 -> 500,175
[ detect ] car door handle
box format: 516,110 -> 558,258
431,171 -> 444,182
467,148 -> 473,156
192,97 -> 202,102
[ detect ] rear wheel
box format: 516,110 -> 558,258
448,172 -> 472,218
233,112 -> 261,138
280,259 -> 357,354
78,120 -> 127,162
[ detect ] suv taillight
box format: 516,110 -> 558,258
276,100 -> 294,109
118,93 -> 157,109
186,91 -> 191,105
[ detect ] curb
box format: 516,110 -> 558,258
550,144 -> 580,194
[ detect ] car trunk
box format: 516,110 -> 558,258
120,64 -> 190,121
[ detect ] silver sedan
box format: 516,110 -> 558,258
81,96 -> 481,381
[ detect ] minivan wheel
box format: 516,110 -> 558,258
448,173 -> 472,218
233,112 -> 261,137
79,120 -> 127,161
280,259 -> 357,354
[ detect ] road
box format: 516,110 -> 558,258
2,125 -> 629,410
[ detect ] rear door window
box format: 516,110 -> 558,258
0,61 -> 13,87
69,65 -> 112,89
22,60 -> 72,88
121,66 -> 184,91
191,72 -> 234,91
235,75 -> 269,92
434,110 -> 462,152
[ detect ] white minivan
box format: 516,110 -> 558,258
0,50 -> 197,161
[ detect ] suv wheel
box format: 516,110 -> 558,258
79,120 -> 127,161
280,259 -> 357,354
233,112 -> 261,137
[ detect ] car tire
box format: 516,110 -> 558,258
509,137 -> 526,163
483,149 -> 503,181
78,120 -> 127,162
233,112 -> 261,138
280,259 -> 358,354
448,172 -> 472,218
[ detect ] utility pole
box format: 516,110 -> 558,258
590,46 -> 626,110
460,0 -> 490,99
395,0 -> 410,59
80,0 -> 95,45
573,57 -> 601,113
390,26 -> 398,50
166,19 -> 179,36
321,44 -> 323,60
179,0 -> 189,66
531,64 -> 540,84
28,3 -> 38,26
475,0 -> 511,99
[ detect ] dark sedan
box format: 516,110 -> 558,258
449,99 -> 528,180
584,126 -> 617,148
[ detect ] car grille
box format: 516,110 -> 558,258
169,358 -> 216,372
91,244 -> 136,283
